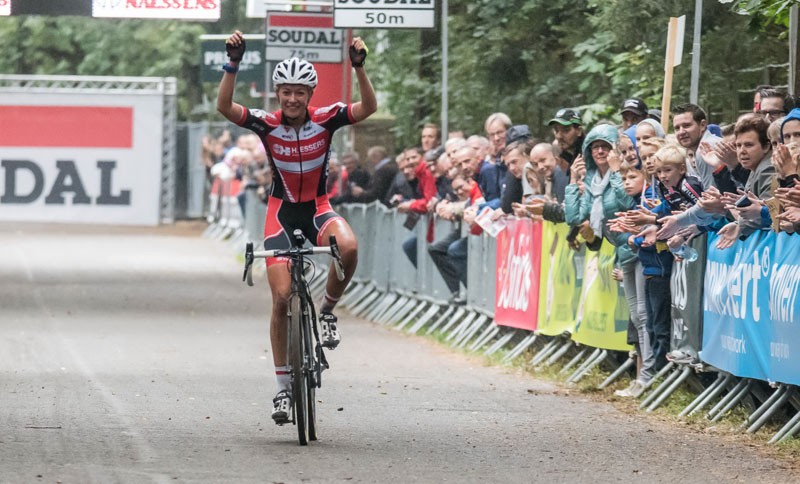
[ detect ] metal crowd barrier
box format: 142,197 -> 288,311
203,195 -> 800,445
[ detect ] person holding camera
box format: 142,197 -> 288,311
216,30 -> 377,424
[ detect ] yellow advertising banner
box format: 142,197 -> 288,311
537,222 -> 578,337
571,241 -> 631,352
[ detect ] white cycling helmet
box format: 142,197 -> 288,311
272,58 -> 318,88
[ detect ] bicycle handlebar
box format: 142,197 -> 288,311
242,235 -> 346,287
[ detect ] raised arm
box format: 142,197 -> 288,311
348,37 -> 377,123
216,30 -> 246,124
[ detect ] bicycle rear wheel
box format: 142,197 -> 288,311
289,295 -> 309,445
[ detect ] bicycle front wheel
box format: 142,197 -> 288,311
306,316 -> 318,442
289,295 -> 309,446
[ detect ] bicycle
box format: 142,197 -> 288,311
242,229 -> 345,445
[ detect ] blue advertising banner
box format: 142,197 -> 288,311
765,232 -> 800,386
702,231 -> 772,382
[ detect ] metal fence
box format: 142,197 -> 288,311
203,192 -> 800,444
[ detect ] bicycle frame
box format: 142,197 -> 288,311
242,230 -> 344,445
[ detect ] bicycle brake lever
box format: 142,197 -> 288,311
329,235 -> 345,282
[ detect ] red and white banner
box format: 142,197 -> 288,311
0,92 -> 164,226
0,0 -> 10,16
92,0 -> 220,20
494,218 -> 542,331
267,13 -> 352,108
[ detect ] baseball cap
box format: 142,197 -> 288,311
548,108 -> 582,126
505,124 -> 532,145
621,98 -> 648,117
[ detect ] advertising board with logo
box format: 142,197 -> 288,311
0,92 -> 164,226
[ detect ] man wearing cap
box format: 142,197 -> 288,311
548,108 -> 584,174
621,98 -> 649,129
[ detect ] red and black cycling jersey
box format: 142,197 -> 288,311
236,103 -> 355,202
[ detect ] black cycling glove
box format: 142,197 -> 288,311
349,45 -> 368,68
226,38 -> 246,62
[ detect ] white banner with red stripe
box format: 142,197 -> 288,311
0,92 -> 163,225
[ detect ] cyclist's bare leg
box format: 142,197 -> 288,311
319,218 -> 358,311
267,264 -> 292,368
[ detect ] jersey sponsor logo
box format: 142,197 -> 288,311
272,144 -> 293,157
250,108 -> 268,119
271,139 -> 329,158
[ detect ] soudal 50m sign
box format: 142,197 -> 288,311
0,92 -> 164,226
334,0 -> 435,29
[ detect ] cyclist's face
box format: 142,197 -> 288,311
277,84 -> 313,119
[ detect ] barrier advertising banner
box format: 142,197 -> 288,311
670,233 -> 707,361
702,231 -> 772,381
572,242 -> 631,352
766,232 -> 800,385
0,92 -> 163,226
537,222 -> 578,336
703,231 -> 800,385
494,218 -> 542,331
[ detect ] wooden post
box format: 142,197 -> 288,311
661,17 -> 680,134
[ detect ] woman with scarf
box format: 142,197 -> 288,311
565,124 -> 641,387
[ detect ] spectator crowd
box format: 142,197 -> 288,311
204,87 -> 800,398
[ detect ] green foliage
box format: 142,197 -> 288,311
719,0 -> 799,27
371,0 -> 791,146
0,0 -> 793,131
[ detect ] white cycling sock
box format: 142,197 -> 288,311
275,365 -> 291,392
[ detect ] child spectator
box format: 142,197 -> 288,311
654,144 -> 703,212
621,160 -> 673,391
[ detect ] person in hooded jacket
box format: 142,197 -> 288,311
565,124 -> 634,261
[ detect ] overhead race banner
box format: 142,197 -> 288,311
92,0 -> 220,20
0,93 -> 163,226
537,222 -> 578,337
494,218 -> 541,331
201,35 -> 265,89
334,0 -> 435,29
702,231 -> 800,386
670,233 -> 707,361
572,242 -> 631,352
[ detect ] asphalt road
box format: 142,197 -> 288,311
1,223 -> 798,484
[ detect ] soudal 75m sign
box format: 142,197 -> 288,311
92,0 -> 220,20
266,27 -> 344,63
334,0 -> 435,29
0,92 -> 164,226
